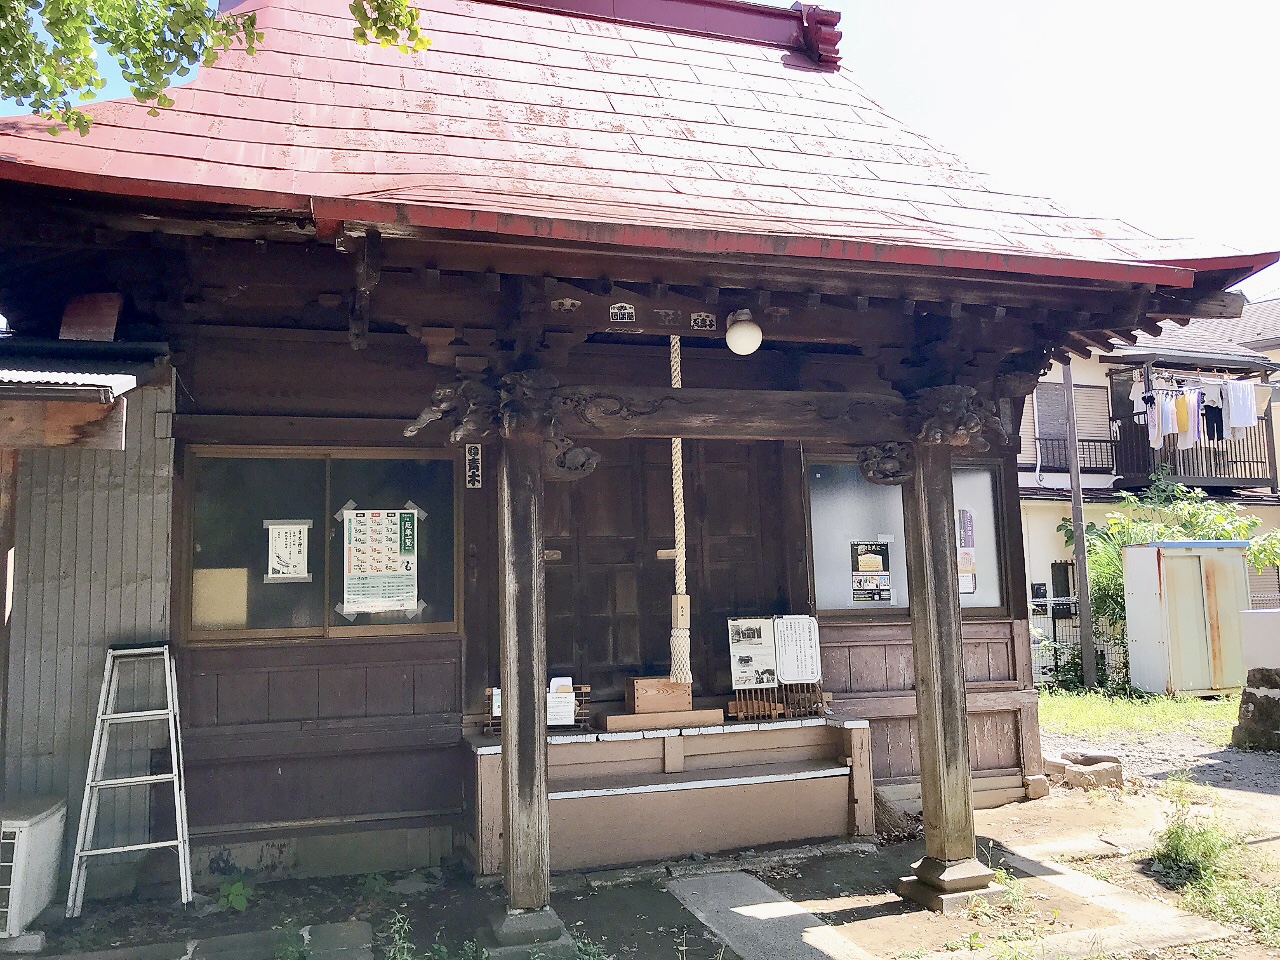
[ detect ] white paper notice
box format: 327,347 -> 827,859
342,509 -> 418,613
774,615 -> 822,684
728,617 -> 778,689
547,692 -> 577,727
264,520 -> 312,583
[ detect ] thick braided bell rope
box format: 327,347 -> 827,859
669,335 -> 692,685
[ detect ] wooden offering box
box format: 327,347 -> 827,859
625,677 -> 693,714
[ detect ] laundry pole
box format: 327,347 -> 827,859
669,335 -> 692,684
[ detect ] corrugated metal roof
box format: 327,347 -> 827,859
0,0 -> 1271,286
1085,318 -> 1278,371
0,367 -> 138,400
1173,299 -> 1280,350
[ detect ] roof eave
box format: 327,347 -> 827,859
0,159 -> 1226,289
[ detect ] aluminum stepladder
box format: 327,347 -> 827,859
67,645 -> 193,917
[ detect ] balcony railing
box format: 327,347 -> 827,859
1113,412 -> 1277,489
1018,438 -> 1115,473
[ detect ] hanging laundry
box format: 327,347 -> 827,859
1174,392 -> 1189,433
1149,392 -> 1179,449
1146,395 -> 1162,449
1224,381 -> 1259,441
1200,379 -> 1223,408
1204,404 -> 1225,441
1129,378 -> 1146,417
1177,389 -> 1202,450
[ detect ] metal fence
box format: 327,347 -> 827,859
1030,437 -> 1116,473
1113,411 -> 1275,487
1029,598 -> 1128,688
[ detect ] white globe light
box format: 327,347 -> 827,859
726,317 -> 763,356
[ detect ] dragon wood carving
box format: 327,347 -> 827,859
404,371 -> 601,480
856,442 -> 915,485
912,384 -> 1007,453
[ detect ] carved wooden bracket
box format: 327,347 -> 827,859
404,370 -> 600,480
911,384 -> 1007,453
856,442 -> 914,485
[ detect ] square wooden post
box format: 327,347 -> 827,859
897,442 -> 997,912
487,430 -> 574,959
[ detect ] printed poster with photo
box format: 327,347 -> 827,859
727,617 -> 778,689
956,508 -> 977,595
342,509 -> 418,613
851,541 -> 892,602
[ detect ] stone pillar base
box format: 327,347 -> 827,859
1232,669 -> 1280,752
897,857 -> 1002,915
480,907 -> 577,960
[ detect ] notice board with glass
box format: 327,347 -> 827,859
807,458 -> 1004,613
186,448 -> 458,641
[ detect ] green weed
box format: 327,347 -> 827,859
273,924 -> 308,960
217,875 -> 254,912
1151,803 -> 1234,883
1149,799 -> 1280,947
941,931 -> 985,951
359,872 -> 390,899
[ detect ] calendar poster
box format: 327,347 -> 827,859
342,509 -> 418,613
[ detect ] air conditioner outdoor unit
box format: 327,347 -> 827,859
0,798 -> 66,941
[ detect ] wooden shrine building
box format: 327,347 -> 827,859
0,0 -> 1273,950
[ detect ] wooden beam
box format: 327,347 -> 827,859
1076,329 -> 1119,353
0,399 -> 125,449
1060,334 -> 1094,359
1148,289 -> 1246,320
550,386 -> 909,443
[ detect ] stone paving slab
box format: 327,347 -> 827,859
909,849 -> 1233,960
667,871 -> 876,960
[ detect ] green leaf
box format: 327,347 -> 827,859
4,0 -> 429,133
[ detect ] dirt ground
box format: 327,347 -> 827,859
38,862 -> 737,958
1039,729 -> 1280,865
37,727 -> 1280,959
762,838 -> 1126,958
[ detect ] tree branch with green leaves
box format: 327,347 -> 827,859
0,0 -> 428,135
1059,471 -> 1280,632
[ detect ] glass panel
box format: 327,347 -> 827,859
807,462 -> 909,610
328,458 -> 455,627
953,466 -> 1003,608
192,458 -> 326,630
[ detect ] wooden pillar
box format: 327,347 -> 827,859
897,442 -> 996,912
490,430 -> 575,958
497,429 -> 551,911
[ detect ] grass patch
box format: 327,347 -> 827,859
1038,689 -> 1236,746
1150,800 -> 1280,947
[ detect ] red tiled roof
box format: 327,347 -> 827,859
0,0 -> 1274,287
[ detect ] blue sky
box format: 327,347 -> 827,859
5,0 -> 1280,297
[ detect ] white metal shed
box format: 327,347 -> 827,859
1122,541 -> 1249,695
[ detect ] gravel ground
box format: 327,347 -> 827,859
1041,730 -> 1280,795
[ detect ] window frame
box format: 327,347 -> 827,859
800,445 -> 1016,622
177,444 -> 463,646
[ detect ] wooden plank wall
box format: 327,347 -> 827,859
820,619 -> 1035,782
180,638 -> 464,835
3,381 -> 175,862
